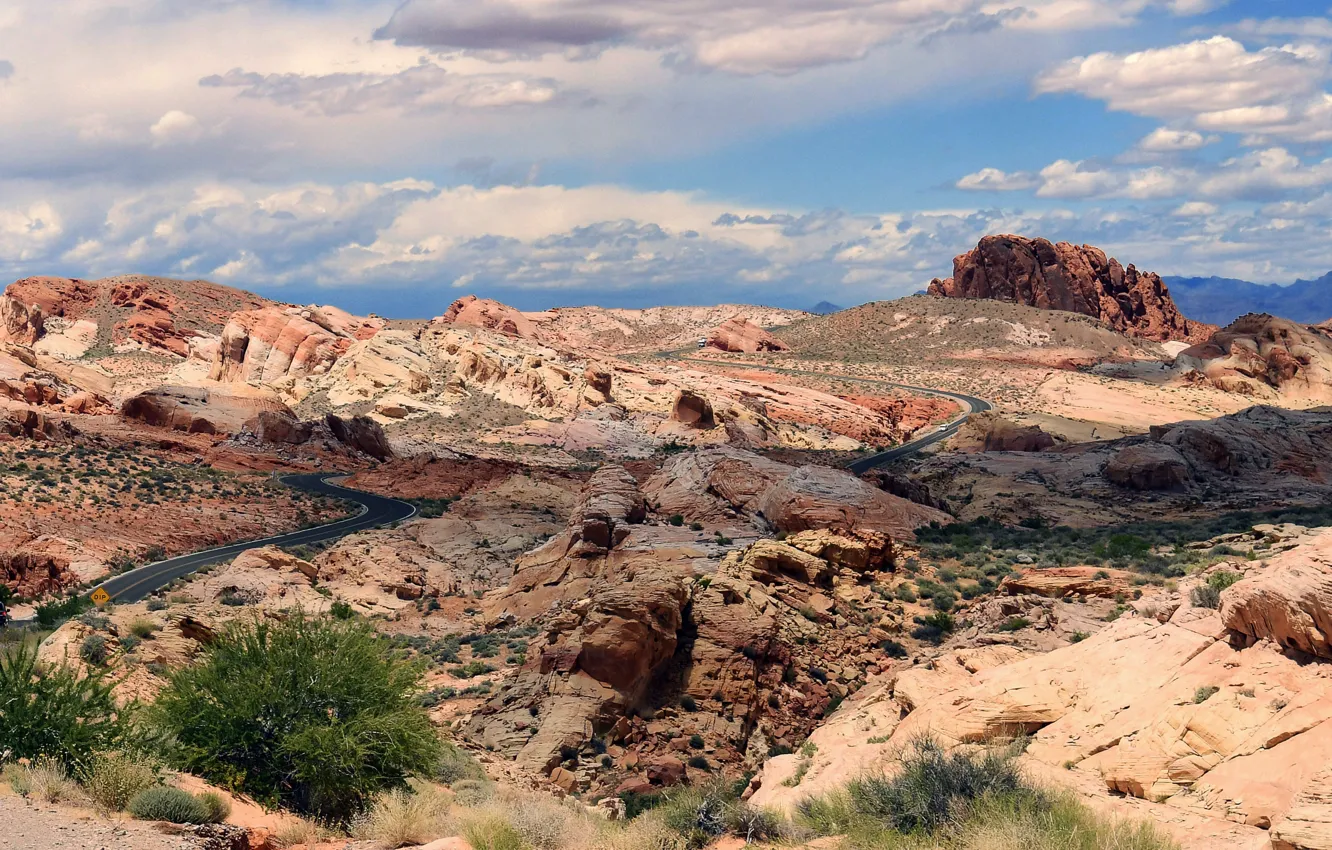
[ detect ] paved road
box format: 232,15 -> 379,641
665,354 -> 992,474
15,474 -> 416,619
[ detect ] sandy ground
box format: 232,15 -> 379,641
0,794 -> 190,850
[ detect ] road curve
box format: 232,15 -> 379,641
664,354 -> 992,474
21,474 -> 417,617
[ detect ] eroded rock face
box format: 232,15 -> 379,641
324,413 -> 393,460
1221,530 -> 1332,660
952,412 -> 1058,453
434,295 -> 540,339
928,235 -> 1200,342
1178,314 -> 1332,402
0,295 -> 44,345
121,385 -> 292,435
671,390 -> 715,428
1104,443 -> 1192,491
209,307 -> 368,384
707,317 -> 789,354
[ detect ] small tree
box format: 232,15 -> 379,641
0,642 -> 122,769
152,611 -> 441,822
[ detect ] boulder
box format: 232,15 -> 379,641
1104,443 -> 1191,491
953,412 -> 1058,453
251,410 -> 314,445
1178,314 -> 1332,403
1000,566 -> 1134,599
707,317 -> 789,354
324,413 -> 393,460
1221,528 -> 1332,659
928,234 -> 1202,342
756,464 -> 950,540
0,294 -> 44,345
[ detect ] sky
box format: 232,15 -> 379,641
3,0 -> 1332,316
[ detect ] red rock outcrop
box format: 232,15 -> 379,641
707,317 -> 789,354
324,413 -> 393,460
670,389 -> 715,428
434,295 -> 540,339
210,307 -> 365,384
928,235 -> 1201,342
0,295 -> 44,345
1177,314 -> 1332,402
952,412 -> 1058,453
1103,443 -> 1192,491
121,386 -> 293,435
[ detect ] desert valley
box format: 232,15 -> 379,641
5,233 -> 1332,850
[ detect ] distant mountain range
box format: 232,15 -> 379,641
810,300 -> 843,314
1167,273 -> 1332,326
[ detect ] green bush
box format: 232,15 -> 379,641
128,786 -> 211,824
80,633 -> 110,666
81,751 -> 159,813
1191,570 -> 1242,610
842,738 -> 1029,834
151,611 -> 441,822
197,790 -> 232,824
330,600 -> 355,620
436,740 -> 487,785
0,642 -> 122,768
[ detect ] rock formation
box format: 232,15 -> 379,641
1177,313 -> 1332,402
928,235 -> 1200,342
121,385 -> 293,435
1221,533 -> 1332,659
951,412 -> 1058,453
210,307 -> 369,384
324,413 -> 393,460
0,295 -> 44,345
707,317 -> 789,353
434,295 -> 541,339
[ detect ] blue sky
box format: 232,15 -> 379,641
2,0 -> 1332,316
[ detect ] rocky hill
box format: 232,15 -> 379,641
1177,313 -> 1332,403
929,235 -> 1207,343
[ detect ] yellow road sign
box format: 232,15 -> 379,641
91,588 -> 111,607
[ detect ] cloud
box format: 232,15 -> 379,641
0,60 -> 13,80
1035,36 -> 1332,143
373,0 -> 1205,75
149,110 -> 204,146
1137,127 -> 1215,152
200,64 -> 574,115
955,167 -> 1039,191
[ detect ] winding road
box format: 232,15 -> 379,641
16,474 -> 416,620
664,354 -> 993,474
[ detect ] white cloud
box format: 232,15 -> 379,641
1173,201 -> 1218,217
955,167 -> 1038,191
1138,127 -> 1214,152
149,110 -> 203,146
1035,36 -> 1332,144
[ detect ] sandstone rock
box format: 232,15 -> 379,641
1104,443 -> 1192,491
324,413 -> 393,460
707,317 -> 790,354
756,464 -> 950,539
671,390 -> 715,428
0,294 -> 44,345
251,410 -> 313,445
1221,528 -> 1332,659
1272,766 -> 1332,850
210,307 -> 360,384
1178,314 -> 1332,402
122,385 -> 293,435
928,234 -> 1201,342
434,295 -> 540,338
952,412 -> 1058,453
1000,566 -> 1134,599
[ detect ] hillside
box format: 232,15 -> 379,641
777,294 -> 1167,366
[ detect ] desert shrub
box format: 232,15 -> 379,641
354,786 -> 452,848
656,781 -> 732,849
724,802 -> 784,843
1194,686 -> 1220,704
81,750 -> 159,813
504,793 -> 588,850
197,790 -> 232,824
128,786 -> 211,824
687,755 -> 710,771
151,611 -> 441,822
620,789 -> 665,820
0,642 -> 122,768
844,738 -> 1029,834
688,734 -> 705,749
881,639 -> 908,659
997,617 -> 1031,632
589,813 -> 688,850
146,598 -> 168,612
128,618 -> 159,639
668,514 -> 685,527
1191,570 -> 1242,609
80,633 -> 110,666
330,600 -> 355,620
35,595 -> 91,629
6,757 -> 82,803
436,740 -> 487,785
461,809 -> 526,850
452,779 -> 495,807
274,818 -> 331,848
